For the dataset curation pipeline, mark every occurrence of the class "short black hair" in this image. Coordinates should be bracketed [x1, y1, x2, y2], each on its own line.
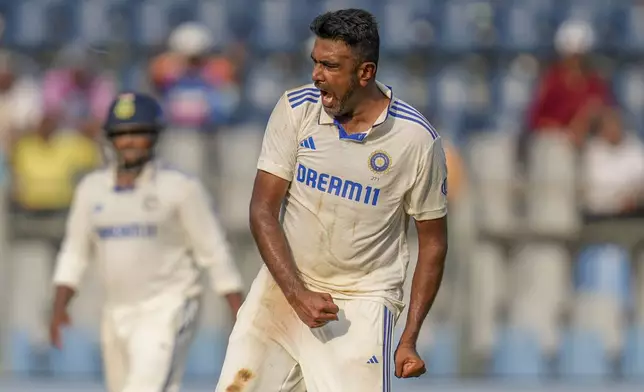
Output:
[310, 8, 380, 66]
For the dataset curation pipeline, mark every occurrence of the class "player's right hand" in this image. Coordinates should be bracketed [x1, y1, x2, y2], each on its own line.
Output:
[49, 310, 71, 349]
[289, 289, 339, 328]
[394, 344, 426, 378]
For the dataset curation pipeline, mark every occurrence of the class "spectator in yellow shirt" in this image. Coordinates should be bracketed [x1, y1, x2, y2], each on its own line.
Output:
[10, 114, 102, 245]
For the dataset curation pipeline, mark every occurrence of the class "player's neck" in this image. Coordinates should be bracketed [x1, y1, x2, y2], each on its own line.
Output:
[338, 83, 389, 132]
[115, 167, 143, 188]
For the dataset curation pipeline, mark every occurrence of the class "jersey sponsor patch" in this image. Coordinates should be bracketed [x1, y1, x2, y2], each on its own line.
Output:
[96, 223, 158, 239]
[296, 163, 381, 206]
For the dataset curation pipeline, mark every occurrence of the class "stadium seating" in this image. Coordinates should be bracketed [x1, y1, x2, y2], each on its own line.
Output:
[492, 326, 546, 379]
[615, 1, 644, 53]
[136, 0, 197, 47]
[416, 324, 460, 377]
[636, 251, 644, 325]
[495, 0, 555, 53]
[75, 0, 124, 47]
[26, 0, 78, 47]
[378, 0, 437, 54]
[525, 132, 580, 238]
[468, 132, 519, 235]
[575, 244, 631, 311]
[49, 328, 102, 379]
[121, 61, 149, 92]
[622, 326, 644, 380]
[4, 330, 50, 376]
[7, 240, 55, 346]
[157, 128, 209, 180]
[242, 53, 310, 121]
[436, 0, 496, 52]
[490, 56, 539, 132]
[508, 243, 569, 356]
[212, 124, 264, 236]
[187, 280, 236, 379]
[468, 241, 506, 357]
[573, 244, 631, 358]
[558, 328, 610, 379]
[429, 63, 471, 138]
[0, 0, 633, 62]
[248, 0, 310, 53]
[613, 66, 644, 136]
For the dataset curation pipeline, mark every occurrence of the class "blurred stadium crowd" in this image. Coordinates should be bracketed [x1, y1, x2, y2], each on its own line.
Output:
[1, 0, 644, 389]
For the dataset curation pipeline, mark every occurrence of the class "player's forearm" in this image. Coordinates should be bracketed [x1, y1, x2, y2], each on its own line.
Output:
[399, 240, 447, 346]
[52, 285, 76, 313]
[249, 206, 305, 301]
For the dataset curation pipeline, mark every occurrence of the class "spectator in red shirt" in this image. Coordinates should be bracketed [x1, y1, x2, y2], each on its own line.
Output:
[527, 20, 614, 146]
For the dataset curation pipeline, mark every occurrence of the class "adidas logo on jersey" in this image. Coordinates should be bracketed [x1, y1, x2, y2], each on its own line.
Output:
[366, 355, 379, 364]
[299, 136, 316, 150]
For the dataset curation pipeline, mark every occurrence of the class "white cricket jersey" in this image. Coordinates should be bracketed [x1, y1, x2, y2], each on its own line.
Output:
[257, 81, 448, 312]
[53, 161, 243, 306]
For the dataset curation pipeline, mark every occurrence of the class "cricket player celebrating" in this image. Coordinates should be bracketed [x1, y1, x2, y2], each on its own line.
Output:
[49, 92, 244, 392]
[216, 8, 448, 392]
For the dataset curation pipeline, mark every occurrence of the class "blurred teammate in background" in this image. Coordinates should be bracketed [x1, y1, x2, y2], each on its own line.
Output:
[216, 9, 448, 392]
[49, 93, 244, 392]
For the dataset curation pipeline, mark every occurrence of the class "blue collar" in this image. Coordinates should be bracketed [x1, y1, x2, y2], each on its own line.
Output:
[318, 81, 394, 143]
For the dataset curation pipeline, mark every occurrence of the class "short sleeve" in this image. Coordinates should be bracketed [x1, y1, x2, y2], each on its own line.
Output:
[404, 137, 448, 221]
[256, 94, 299, 181]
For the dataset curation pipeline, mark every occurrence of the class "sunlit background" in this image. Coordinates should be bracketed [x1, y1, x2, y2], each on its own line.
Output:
[1, 0, 644, 391]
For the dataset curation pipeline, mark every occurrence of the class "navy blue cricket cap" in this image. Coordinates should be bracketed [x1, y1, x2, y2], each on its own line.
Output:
[103, 92, 165, 135]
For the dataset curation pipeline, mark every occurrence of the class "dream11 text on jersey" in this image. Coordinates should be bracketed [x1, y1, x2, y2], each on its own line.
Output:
[296, 163, 381, 206]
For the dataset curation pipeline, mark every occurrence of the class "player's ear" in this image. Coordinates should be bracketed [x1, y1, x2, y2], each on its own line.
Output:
[358, 62, 376, 86]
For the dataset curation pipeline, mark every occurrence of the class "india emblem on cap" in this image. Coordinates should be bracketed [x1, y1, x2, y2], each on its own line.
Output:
[114, 93, 136, 120]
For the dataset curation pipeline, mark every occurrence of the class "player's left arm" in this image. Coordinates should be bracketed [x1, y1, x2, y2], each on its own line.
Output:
[179, 179, 244, 319]
[50, 177, 94, 349]
[396, 137, 449, 378]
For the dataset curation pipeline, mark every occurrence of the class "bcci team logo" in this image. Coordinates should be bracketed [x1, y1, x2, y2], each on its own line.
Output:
[368, 150, 392, 174]
[114, 93, 136, 120]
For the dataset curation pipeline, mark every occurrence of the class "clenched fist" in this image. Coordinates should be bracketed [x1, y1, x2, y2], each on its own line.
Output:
[288, 289, 339, 328]
[394, 343, 426, 378]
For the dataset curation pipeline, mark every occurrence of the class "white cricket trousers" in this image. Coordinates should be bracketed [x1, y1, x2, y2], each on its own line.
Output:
[101, 295, 200, 392]
[215, 268, 397, 392]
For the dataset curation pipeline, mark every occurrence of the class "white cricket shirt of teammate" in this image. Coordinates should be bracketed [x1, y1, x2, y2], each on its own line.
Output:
[53, 162, 243, 306]
[257, 81, 447, 314]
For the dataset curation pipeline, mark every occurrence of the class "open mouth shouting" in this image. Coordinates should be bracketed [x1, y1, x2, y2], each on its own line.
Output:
[317, 86, 335, 108]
